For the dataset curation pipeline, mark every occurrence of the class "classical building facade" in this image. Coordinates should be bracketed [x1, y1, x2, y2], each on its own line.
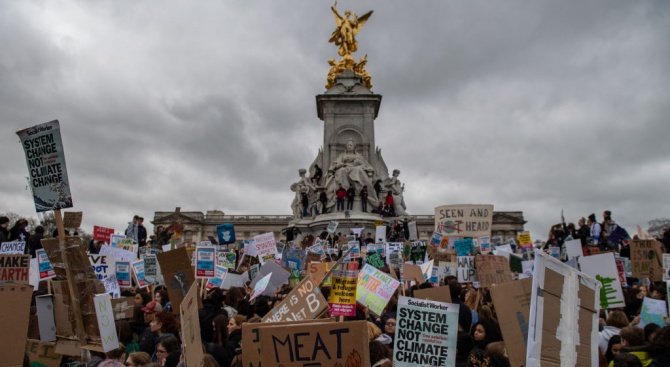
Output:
[151, 210, 526, 245]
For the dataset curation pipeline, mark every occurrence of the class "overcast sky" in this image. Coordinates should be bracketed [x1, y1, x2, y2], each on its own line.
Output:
[2, 1, 669, 240]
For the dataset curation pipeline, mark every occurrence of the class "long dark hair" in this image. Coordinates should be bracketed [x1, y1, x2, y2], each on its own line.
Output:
[212, 314, 229, 346]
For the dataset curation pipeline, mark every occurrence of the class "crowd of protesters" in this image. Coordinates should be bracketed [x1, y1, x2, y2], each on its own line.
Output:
[7, 210, 670, 367]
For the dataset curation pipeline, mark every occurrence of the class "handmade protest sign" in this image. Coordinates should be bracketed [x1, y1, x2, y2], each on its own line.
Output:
[526, 250, 600, 367]
[62, 211, 82, 229]
[308, 261, 336, 286]
[110, 234, 125, 248]
[630, 239, 664, 281]
[25, 339, 62, 367]
[435, 204, 494, 238]
[0, 285, 33, 365]
[249, 261, 290, 297]
[393, 296, 459, 367]
[407, 221, 418, 240]
[489, 278, 533, 367]
[262, 275, 328, 323]
[564, 239, 583, 259]
[110, 297, 135, 320]
[639, 297, 668, 328]
[216, 250, 236, 269]
[37, 249, 56, 281]
[206, 265, 228, 290]
[216, 223, 236, 244]
[410, 240, 427, 263]
[327, 220, 339, 234]
[367, 252, 385, 269]
[143, 254, 160, 284]
[250, 273, 272, 301]
[0, 254, 30, 284]
[131, 259, 147, 288]
[242, 319, 335, 367]
[403, 263, 425, 284]
[0, 241, 26, 255]
[88, 255, 112, 280]
[93, 226, 114, 242]
[180, 282, 204, 366]
[457, 256, 477, 283]
[454, 238, 474, 257]
[93, 293, 119, 352]
[346, 241, 360, 260]
[221, 271, 247, 289]
[259, 320, 370, 367]
[357, 264, 400, 315]
[17, 120, 73, 212]
[157, 247, 198, 312]
[412, 286, 452, 304]
[103, 275, 120, 296]
[578, 253, 625, 309]
[195, 246, 216, 278]
[329, 270, 358, 317]
[254, 232, 277, 264]
[376, 225, 387, 243]
[115, 261, 131, 287]
[475, 254, 513, 288]
[99, 244, 135, 263]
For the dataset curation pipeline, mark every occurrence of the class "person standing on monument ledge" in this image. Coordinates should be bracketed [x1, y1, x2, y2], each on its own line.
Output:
[360, 186, 369, 212]
[336, 184, 346, 211]
[347, 185, 356, 210]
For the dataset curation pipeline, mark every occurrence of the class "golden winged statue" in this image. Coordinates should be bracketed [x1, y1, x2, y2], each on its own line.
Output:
[328, 1, 373, 57]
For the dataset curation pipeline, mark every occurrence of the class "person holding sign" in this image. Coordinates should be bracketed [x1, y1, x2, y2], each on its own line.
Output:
[149, 312, 179, 362]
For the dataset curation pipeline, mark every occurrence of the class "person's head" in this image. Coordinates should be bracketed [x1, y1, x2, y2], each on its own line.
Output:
[448, 280, 461, 302]
[612, 352, 643, 367]
[578, 217, 586, 227]
[620, 326, 645, 347]
[212, 314, 229, 345]
[202, 354, 220, 367]
[34, 226, 44, 235]
[604, 211, 612, 221]
[133, 215, 140, 224]
[138, 217, 144, 225]
[368, 340, 389, 366]
[606, 311, 630, 329]
[115, 320, 134, 345]
[588, 214, 596, 224]
[650, 288, 663, 300]
[637, 286, 647, 299]
[648, 326, 670, 357]
[485, 341, 508, 360]
[156, 225, 164, 234]
[478, 305, 497, 324]
[155, 336, 179, 361]
[141, 301, 163, 323]
[125, 352, 151, 367]
[134, 292, 151, 307]
[383, 317, 396, 335]
[606, 335, 622, 362]
[473, 323, 488, 342]
[456, 332, 474, 362]
[644, 323, 661, 342]
[228, 315, 246, 334]
[386, 191, 392, 197]
[0, 217, 9, 228]
[105, 345, 127, 362]
[155, 289, 169, 307]
[150, 312, 179, 335]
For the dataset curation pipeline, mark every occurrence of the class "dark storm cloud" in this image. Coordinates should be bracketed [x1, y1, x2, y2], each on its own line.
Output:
[1, 0, 669, 240]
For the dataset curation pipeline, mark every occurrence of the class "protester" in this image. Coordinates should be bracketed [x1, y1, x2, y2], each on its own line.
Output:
[153, 336, 180, 365]
[0, 216, 10, 244]
[125, 352, 151, 367]
[467, 348, 493, 367]
[138, 301, 162, 355]
[116, 320, 140, 357]
[485, 341, 510, 367]
[380, 317, 395, 346]
[223, 316, 245, 367]
[614, 353, 645, 367]
[599, 311, 631, 354]
[617, 326, 652, 366]
[647, 326, 670, 366]
[155, 289, 172, 313]
[28, 225, 44, 257]
[369, 340, 392, 367]
[607, 336, 623, 364]
[9, 218, 29, 241]
[99, 345, 126, 367]
[471, 320, 502, 350]
[456, 332, 475, 367]
[149, 312, 179, 361]
[206, 314, 231, 367]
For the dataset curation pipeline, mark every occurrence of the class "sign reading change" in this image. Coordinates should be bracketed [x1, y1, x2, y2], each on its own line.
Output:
[16, 120, 73, 212]
[435, 204, 494, 238]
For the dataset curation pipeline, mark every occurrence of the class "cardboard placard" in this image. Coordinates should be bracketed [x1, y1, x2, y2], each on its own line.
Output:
[0, 254, 30, 284]
[241, 319, 335, 367]
[93, 293, 119, 352]
[93, 226, 114, 242]
[457, 256, 478, 283]
[526, 251, 600, 367]
[393, 296, 459, 367]
[578, 253, 625, 309]
[254, 232, 277, 264]
[16, 120, 74, 212]
[490, 278, 533, 367]
[308, 261, 336, 286]
[403, 263, 425, 283]
[262, 275, 328, 323]
[216, 250, 236, 269]
[180, 282, 204, 366]
[357, 264, 400, 316]
[0, 285, 34, 365]
[435, 204, 494, 238]
[0, 241, 26, 255]
[249, 261, 290, 297]
[110, 297, 135, 320]
[630, 239, 664, 281]
[412, 286, 452, 304]
[475, 254, 513, 288]
[62, 211, 83, 229]
[88, 254, 112, 280]
[26, 339, 63, 367]
[565, 239, 583, 259]
[156, 247, 199, 312]
[259, 320, 370, 367]
[329, 270, 358, 317]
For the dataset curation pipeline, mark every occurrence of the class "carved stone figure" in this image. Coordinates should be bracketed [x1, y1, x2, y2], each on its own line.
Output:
[382, 169, 408, 216]
[290, 169, 316, 219]
[325, 139, 379, 211]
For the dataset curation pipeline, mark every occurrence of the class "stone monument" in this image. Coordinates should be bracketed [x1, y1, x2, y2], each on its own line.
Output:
[288, 3, 407, 236]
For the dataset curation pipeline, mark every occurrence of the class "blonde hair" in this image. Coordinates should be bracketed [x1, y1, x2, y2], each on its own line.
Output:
[486, 341, 507, 359]
[367, 321, 382, 340]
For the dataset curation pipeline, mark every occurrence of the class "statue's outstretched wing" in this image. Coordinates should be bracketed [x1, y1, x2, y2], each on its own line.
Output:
[373, 146, 389, 182]
[329, 3, 344, 44]
[353, 10, 373, 36]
